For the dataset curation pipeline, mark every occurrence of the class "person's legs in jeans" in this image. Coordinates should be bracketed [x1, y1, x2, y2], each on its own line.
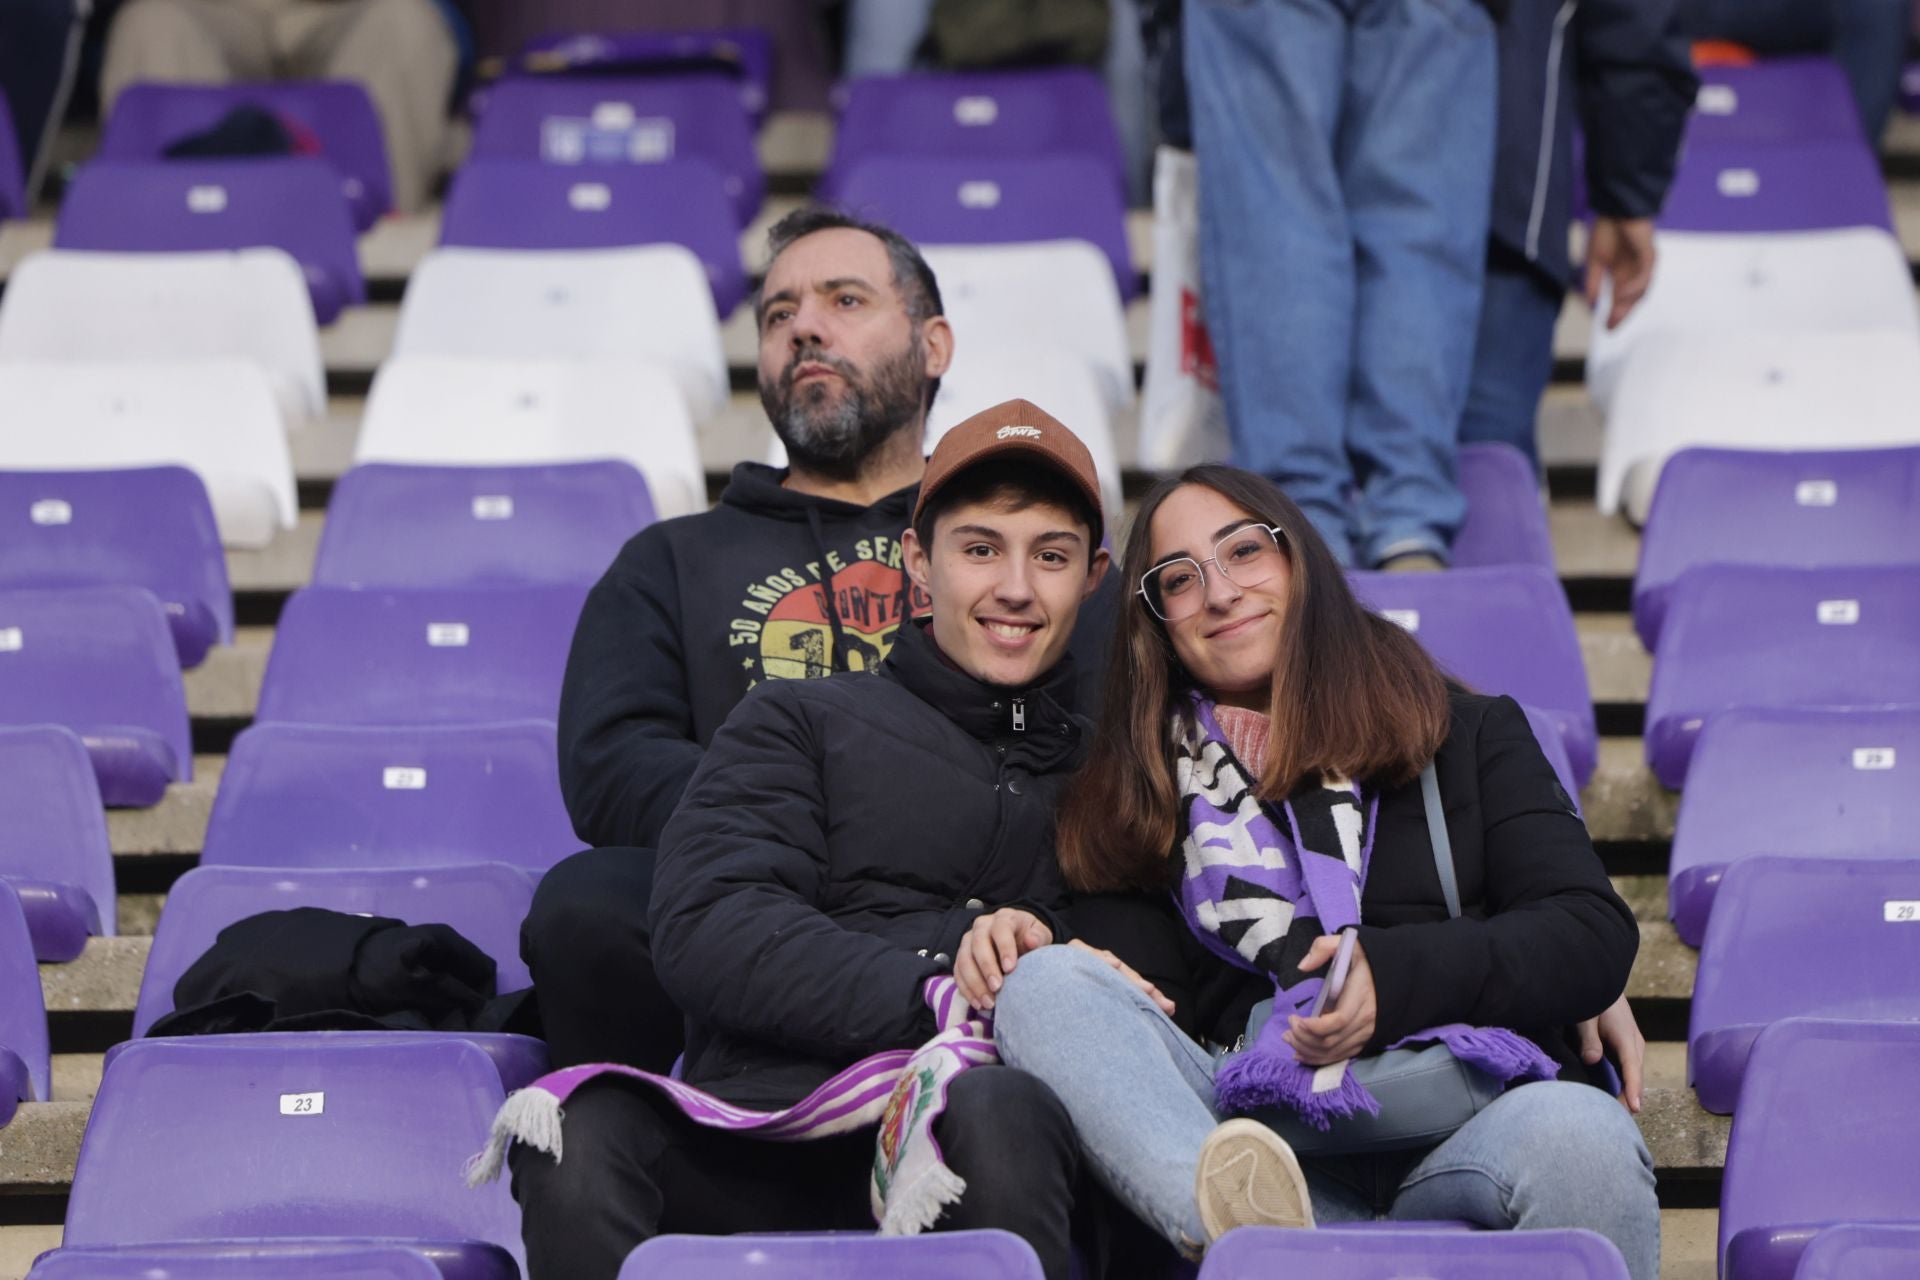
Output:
[1458, 250, 1567, 472]
[520, 846, 685, 1074]
[1387, 1081, 1661, 1280]
[843, 0, 936, 75]
[1185, 0, 1360, 564]
[1340, 0, 1496, 566]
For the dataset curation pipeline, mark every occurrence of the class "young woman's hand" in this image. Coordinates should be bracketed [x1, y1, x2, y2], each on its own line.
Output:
[1067, 939, 1177, 1016]
[1284, 933, 1377, 1066]
[954, 908, 1053, 1012]
[1578, 993, 1646, 1113]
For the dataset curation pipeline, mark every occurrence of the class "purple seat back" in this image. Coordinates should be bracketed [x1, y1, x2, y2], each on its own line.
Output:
[1197, 1226, 1629, 1278]
[511, 27, 775, 120]
[0, 586, 191, 806]
[1690, 857, 1920, 1113]
[822, 69, 1125, 201]
[54, 157, 365, 323]
[1645, 565, 1920, 789]
[438, 156, 746, 314]
[256, 585, 587, 727]
[469, 75, 760, 226]
[621, 1230, 1045, 1278]
[1689, 57, 1865, 145]
[0, 724, 114, 960]
[0, 880, 51, 1111]
[1518, 704, 1582, 814]
[201, 720, 578, 873]
[1669, 706, 1920, 946]
[99, 81, 393, 230]
[1720, 1019, 1920, 1280]
[313, 462, 654, 589]
[0, 466, 233, 666]
[832, 154, 1137, 301]
[1793, 1224, 1920, 1279]
[1452, 442, 1555, 571]
[1659, 136, 1892, 234]
[63, 1036, 523, 1270]
[133, 862, 536, 1035]
[0, 91, 23, 220]
[1346, 566, 1596, 784]
[1634, 446, 1920, 649]
[28, 1244, 444, 1280]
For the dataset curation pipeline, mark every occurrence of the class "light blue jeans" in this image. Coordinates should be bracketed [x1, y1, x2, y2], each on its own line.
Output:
[1184, 0, 1496, 566]
[992, 945, 1659, 1279]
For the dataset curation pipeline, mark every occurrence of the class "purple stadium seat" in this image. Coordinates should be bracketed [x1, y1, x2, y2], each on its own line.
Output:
[821, 68, 1125, 202]
[1198, 1226, 1630, 1279]
[201, 721, 578, 873]
[0, 466, 233, 667]
[1669, 706, 1920, 946]
[0, 92, 23, 220]
[54, 157, 365, 323]
[0, 725, 114, 963]
[1644, 565, 1920, 789]
[1792, 1224, 1920, 1279]
[1689, 57, 1865, 145]
[0, 585, 191, 806]
[1719, 1019, 1920, 1280]
[510, 27, 775, 120]
[1347, 566, 1596, 785]
[832, 154, 1138, 302]
[1659, 137, 1892, 234]
[99, 81, 393, 230]
[469, 75, 760, 226]
[1690, 857, 1920, 1114]
[63, 1036, 524, 1279]
[0, 881, 51, 1127]
[1634, 446, 1920, 650]
[255, 585, 586, 727]
[1519, 704, 1583, 813]
[1452, 442, 1556, 571]
[438, 156, 747, 315]
[621, 1231, 1044, 1279]
[28, 1244, 444, 1280]
[312, 462, 654, 590]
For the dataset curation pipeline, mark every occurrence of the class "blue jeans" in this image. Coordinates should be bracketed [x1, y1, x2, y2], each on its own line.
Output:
[1458, 255, 1566, 472]
[1687, 0, 1909, 142]
[992, 945, 1660, 1279]
[1184, 0, 1496, 567]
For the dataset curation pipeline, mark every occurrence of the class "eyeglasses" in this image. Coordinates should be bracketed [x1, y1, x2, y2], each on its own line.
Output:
[1138, 524, 1287, 623]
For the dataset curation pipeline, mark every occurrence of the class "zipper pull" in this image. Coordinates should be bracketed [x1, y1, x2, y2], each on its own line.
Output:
[1012, 697, 1026, 732]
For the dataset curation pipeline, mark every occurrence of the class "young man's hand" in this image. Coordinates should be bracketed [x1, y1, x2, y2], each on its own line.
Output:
[954, 908, 1052, 1012]
[1285, 933, 1377, 1066]
[1585, 216, 1657, 330]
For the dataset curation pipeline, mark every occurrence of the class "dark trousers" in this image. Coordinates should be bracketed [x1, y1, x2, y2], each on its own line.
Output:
[519, 845, 684, 1073]
[511, 1065, 1084, 1280]
[1458, 252, 1565, 472]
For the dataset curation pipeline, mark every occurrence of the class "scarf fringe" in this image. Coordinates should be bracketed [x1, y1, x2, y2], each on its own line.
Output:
[1434, 1025, 1562, 1085]
[1214, 1049, 1382, 1131]
[464, 1086, 564, 1186]
[877, 1164, 968, 1236]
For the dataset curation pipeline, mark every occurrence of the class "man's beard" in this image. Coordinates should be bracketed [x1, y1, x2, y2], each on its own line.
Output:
[760, 333, 927, 480]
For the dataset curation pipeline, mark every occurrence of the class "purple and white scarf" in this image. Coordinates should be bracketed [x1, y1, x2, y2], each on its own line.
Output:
[465, 976, 996, 1233]
[1176, 695, 1558, 1129]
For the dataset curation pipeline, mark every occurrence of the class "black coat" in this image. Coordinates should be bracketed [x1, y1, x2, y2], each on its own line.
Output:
[650, 619, 1086, 1107]
[1069, 692, 1636, 1087]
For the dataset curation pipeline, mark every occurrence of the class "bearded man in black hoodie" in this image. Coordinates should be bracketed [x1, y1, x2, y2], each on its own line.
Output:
[522, 207, 1115, 1075]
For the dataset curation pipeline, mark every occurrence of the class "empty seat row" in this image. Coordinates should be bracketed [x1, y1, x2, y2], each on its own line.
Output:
[0, 882, 50, 1127]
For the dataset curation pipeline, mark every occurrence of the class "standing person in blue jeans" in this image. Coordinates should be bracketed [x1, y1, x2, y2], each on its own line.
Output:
[1185, 0, 1499, 569]
[1461, 0, 1695, 468]
[962, 465, 1657, 1273]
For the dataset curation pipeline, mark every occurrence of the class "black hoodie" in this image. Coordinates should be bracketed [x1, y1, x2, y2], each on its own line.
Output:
[557, 461, 1115, 850]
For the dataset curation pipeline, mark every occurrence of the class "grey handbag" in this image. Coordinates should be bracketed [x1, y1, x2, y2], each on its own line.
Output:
[1233, 764, 1506, 1156]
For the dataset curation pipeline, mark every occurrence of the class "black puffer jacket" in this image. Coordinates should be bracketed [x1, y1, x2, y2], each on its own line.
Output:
[651, 619, 1086, 1107]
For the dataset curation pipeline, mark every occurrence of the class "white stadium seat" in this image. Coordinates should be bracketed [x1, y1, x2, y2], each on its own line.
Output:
[392, 246, 729, 422]
[0, 359, 297, 547]
[1586, 228, 1919, 412]
[355, 356, 705, 518]
[1600, 329, 1920, 521]
[0, 249, 325, 428]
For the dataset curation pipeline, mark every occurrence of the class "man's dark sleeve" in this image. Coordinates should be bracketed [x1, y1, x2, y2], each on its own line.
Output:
[556, 534, 705, 850]
[649, 687, 942, 1059]
[1576, 0, 1699, 220]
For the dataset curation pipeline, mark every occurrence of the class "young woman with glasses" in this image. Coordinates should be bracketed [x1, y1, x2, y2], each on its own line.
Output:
[968, 465, 1659, 1276]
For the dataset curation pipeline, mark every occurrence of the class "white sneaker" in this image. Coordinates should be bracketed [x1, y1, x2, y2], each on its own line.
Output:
[1194, 1117, 1316, 1243]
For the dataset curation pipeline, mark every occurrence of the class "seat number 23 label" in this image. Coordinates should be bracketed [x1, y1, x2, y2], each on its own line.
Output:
[280, 1092, 325, 1116]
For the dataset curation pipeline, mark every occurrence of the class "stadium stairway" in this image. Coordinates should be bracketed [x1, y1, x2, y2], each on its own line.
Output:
[7, 109, 1920, 1280]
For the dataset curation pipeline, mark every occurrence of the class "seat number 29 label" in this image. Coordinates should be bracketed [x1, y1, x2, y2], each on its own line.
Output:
[1884, 902, 1920, 923]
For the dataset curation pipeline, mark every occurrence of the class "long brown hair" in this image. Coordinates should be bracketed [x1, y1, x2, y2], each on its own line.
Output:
[1055, 466, 1450, 892]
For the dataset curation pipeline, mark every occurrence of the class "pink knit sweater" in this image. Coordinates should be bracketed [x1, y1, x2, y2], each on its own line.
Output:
[1213, 704, 1272, 775]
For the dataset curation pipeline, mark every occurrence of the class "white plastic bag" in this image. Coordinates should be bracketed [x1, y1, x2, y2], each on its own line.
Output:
[1138, 146, 1230, 470]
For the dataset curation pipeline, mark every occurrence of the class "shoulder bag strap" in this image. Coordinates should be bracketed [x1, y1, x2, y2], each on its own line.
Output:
[1419, 763, 1460, 920]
